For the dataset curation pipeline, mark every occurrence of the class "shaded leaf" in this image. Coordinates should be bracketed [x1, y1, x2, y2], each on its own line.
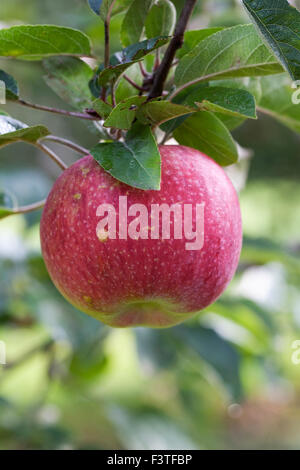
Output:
[87, 0, 131, 18]
[0, 25, 92, 60]
[43, 56, 94, 111]
[174, 111, 238, 166]
[115, 63, 144, 101]
[0, 189, 16, 219]
[173, 325, 242, 400]
[175, 24, 283, 89]
[136, 328, 176, 370]
[257, 74, 300, 133]
[145, 0, 176, 39]
[97, 36, 169, 87]
[104, 95, 147, 129]
[242, 0, 300, 81]
[161, 83, 209, 134]
[0, 70, 19, 100]
[121, 0, 153, 47]
[90, 122, 161, 190]
[87, 0, 104, 15]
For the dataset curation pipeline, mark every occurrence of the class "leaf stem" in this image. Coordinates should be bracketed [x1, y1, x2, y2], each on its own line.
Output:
[147, 0, 197, 100]
[123, 74, 145, 91]
[36, 142, 68, 170]
[18, 99, 100, 121]
[41, 135, 88, 155]
[138, 61, 148, 78]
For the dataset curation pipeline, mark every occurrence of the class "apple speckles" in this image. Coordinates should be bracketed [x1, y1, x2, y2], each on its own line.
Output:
[40, 146, 242, 328]
[73, 193, 81, 200]
[81, 167, 90, 176]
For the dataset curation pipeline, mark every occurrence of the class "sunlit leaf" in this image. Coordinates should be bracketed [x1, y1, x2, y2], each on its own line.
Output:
[0, 115, 49, 147]
[104, 95, 147, 129]
[175, 24, 283, 89]
[0, 25, 92, 60]
[137, 100, 195, 126]
[242, 0, 300, 81]
[90, 122, 161, 190]
[177, 28, 223, 59]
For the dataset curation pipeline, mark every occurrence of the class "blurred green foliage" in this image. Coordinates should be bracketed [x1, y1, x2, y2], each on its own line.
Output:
[0, 0, 300, 450]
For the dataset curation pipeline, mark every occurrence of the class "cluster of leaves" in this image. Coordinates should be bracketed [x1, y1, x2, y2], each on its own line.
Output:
[0, 0, 300, 202]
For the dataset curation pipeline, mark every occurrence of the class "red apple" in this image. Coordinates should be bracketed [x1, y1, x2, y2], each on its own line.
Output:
[40, 145, 242, 328]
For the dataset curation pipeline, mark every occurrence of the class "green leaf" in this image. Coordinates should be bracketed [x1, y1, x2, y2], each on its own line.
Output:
[0, 189, 16, 220]
[177, 28, 223, 59]
[0, 115, 50, 147]
[256, 74, 300, 133]
[43, 56, 94, 111]
[0, 70, 19, 100]
[145, 0, 176, 38]
[92, 98, 113, 119]
[175, 24, 284, 89]
[173, 111, 238, 166]
[115, 63, 143, 102]
[87, 0, 131, 18]
[0, 207, 15, 220]
[90, 122, 161, 190]
[88, 0, 102, 15]
[211, 297, 276, 338]
[160, 83, 209, 134]
[0, 25, 92, 60]
[104, 95, 147, 130]
[242, 0, 300, 81]
[192, 86, 257, 119]
[96, 36, 169, 87]
[173, 325, 242, 400]
[121, 0, 153, 47]
[137, 100, 195, 126]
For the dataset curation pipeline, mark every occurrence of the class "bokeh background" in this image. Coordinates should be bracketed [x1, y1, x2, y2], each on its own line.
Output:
[0, 0, 300, 450]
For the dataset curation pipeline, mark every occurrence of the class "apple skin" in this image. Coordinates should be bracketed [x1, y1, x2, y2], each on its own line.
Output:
[40, 145, 242, 328]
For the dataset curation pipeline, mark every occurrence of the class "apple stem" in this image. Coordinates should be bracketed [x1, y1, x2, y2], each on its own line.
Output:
[41, 135, 89, 156]
[147, 0, 197, 100]
[18, 99, 101, 121]
[36, 142, 68, 170]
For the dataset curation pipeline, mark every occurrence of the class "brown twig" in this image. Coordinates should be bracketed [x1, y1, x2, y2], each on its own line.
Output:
[7, 199, 46, 215]
[123, 74, 145, 92]
[147, 0, 197, 100]
[41, 135, 88, 155]
[36, 142, 68, 170]
[138, 61, 148, 78]
[18, 99, 101, 121]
